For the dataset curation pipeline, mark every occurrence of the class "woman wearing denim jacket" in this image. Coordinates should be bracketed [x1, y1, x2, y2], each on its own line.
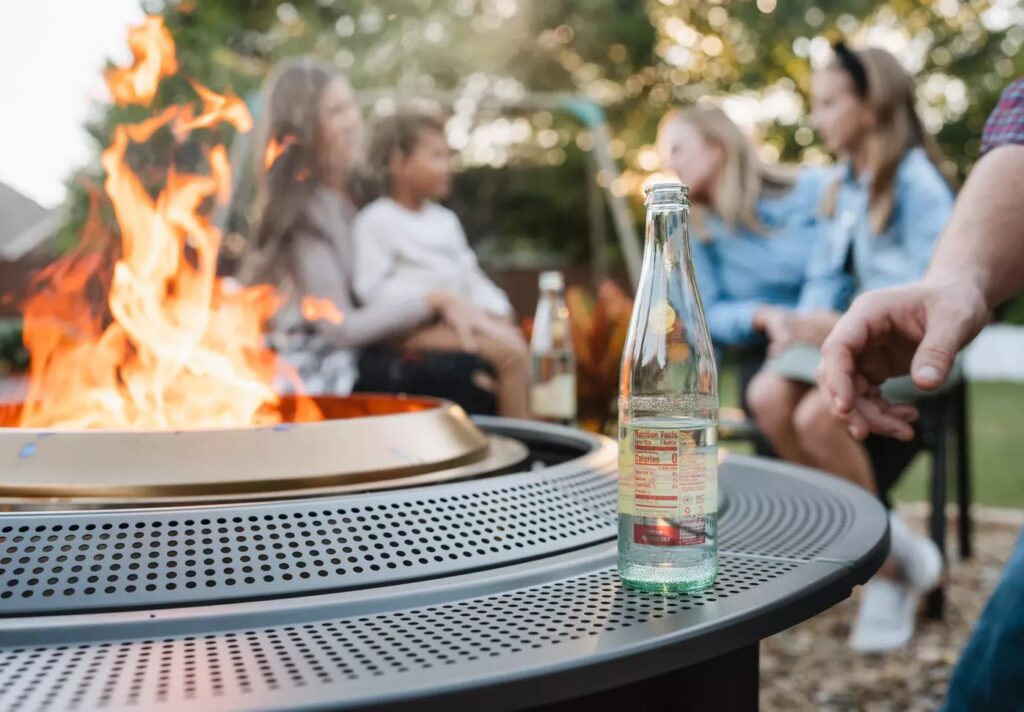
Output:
[657, 107, 829, 349]
[747, 44, 955, 653]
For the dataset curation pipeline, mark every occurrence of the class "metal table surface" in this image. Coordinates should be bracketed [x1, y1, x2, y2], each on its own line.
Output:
[0, 421, 888, 712]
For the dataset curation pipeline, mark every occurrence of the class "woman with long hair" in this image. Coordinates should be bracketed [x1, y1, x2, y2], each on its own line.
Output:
[746, 43, 956, 651]
[239, 57, 489, 395]
[657, 106, 828, 349]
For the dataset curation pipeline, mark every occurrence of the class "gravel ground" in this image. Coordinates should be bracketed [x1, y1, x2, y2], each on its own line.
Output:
[761, 508, 1022, 711]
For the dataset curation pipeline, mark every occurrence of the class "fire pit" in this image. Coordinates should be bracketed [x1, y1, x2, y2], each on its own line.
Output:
[0, 433, 887, 711]
[0, 395, 528, 509]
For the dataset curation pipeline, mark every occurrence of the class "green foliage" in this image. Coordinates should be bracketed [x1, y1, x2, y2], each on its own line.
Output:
[449, 145, 592, 265]
[57, 0, 1024, 276]
[0, 320, 28, 375]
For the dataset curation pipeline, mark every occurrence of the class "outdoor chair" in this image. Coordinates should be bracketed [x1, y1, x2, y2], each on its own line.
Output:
[866, 379, 973, 620]
[717, 344, 776, 457]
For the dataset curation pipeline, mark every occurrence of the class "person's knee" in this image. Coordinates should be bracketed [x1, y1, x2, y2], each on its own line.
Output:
[793, 389, 834, 443]
[746, 372, 792, 430]
[481, 335, 529, 373]
[504, 335, 529, 368]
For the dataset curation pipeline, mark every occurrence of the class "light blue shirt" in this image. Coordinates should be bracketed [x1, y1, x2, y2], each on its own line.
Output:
[798, 147, 954, 312]
[690, 168, 829, 346]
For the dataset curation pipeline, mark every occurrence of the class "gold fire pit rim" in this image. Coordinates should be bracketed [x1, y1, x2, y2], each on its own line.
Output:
[0, 394, 526, 506]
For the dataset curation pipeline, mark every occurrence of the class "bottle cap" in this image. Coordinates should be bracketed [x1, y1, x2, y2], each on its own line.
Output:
[539, 270, 565, 292]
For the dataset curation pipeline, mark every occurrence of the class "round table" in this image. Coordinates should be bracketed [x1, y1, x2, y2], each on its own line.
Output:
[0, 446, 887, 711]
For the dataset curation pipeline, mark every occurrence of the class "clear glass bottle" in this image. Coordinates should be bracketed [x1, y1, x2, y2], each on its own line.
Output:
[529, 270, 577, 426]
[617, 181, 719, 592]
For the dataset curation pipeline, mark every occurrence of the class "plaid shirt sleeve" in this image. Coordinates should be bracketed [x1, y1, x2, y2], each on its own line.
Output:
[981, 78, 1024, 155]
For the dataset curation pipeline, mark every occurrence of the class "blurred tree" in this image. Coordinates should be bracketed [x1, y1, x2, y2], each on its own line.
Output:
[56, 0, 1024, 276]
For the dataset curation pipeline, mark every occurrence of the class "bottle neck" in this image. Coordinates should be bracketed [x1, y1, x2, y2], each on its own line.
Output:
[645, 206, 691, 268]
[644, 185, 690, 249]
[532, 288, 572, 353]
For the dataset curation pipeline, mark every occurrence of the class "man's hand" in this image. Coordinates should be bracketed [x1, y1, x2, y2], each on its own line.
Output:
[817, 277, 989, 441]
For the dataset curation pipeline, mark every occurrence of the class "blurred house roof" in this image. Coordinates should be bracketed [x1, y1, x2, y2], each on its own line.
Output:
[0, 182, 58, 261]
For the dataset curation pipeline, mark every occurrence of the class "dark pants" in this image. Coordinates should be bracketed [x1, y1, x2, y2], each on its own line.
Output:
[735, 344, 775, 457]
[354, 348, 497, 415]
[942, 528, 1024, 711]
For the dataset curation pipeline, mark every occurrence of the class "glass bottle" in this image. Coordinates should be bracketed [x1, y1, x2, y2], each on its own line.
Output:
[529, 270, 577, 426]
[617, 181, 719, 592]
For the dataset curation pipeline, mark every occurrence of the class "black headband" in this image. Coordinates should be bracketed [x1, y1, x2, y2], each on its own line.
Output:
[833, 41, 869, 98]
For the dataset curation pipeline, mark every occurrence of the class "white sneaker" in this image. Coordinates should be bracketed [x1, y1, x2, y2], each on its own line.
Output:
[889, 513, 944, 592]
[849, 578, 918, 652]
[848, 513, 945, 653]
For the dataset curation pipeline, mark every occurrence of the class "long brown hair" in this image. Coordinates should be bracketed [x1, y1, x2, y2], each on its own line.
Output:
[820, 44, 946, 234]
[659, 106, 796, 235]
[240, 56, 344, 284]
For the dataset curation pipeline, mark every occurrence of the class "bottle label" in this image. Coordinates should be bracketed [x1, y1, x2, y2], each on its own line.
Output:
[551, 319, 569, 345]
[529, 373, 576, 419]
[619, 425, 717, 546]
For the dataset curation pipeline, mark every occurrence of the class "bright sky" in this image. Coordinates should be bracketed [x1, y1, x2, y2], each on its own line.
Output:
[0, 0, 145, 208]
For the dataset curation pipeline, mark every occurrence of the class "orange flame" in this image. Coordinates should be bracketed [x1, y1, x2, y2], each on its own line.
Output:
[208, 144, 233, 205]
[263, 135, 296, 170]
[124, 104, 180, 143]
[104, 16, 177, 106]
[174, 80, 254, 135]
[10, 16, 322, 430]
[301, 297, 345, 325]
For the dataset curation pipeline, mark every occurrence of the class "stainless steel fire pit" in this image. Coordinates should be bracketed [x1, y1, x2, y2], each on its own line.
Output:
[0, 417, 887, 712]
[0, 395, 527, 509]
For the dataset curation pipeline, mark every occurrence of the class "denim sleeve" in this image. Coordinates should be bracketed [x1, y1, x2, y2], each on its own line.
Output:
[796, 227, 852, 312]
[690, 237, 758, 346]
[896, 162, 954, 276]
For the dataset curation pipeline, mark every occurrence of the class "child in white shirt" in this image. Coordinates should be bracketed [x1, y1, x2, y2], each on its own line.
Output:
[353, 109, 528, 417]
[353, 197, 512, 317]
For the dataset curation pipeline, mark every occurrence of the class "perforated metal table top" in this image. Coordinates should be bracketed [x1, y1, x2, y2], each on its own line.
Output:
[0, 419, 888, 712]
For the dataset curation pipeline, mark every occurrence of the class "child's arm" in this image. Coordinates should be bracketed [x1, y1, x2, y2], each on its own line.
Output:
[292, 228, 434, 348]
[351, 208, 399, 305]
[449, 213, 514, 317]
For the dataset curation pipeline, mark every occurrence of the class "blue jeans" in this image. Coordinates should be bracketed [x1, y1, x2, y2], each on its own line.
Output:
[943, 527, 1024, 711]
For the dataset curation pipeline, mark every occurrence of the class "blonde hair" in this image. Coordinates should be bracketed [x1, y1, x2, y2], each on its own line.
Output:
[351, 107, 446, 206]
[658, 107, 795, 235]
[240, 56, 344, 284]
[819, 45, 946, 234]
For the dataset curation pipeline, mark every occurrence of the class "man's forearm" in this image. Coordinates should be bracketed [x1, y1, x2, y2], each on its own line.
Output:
[926, 144, 1024, 310]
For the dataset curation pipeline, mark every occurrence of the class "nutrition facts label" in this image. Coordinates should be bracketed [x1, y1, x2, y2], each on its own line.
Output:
[619, 425, 717, 546]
